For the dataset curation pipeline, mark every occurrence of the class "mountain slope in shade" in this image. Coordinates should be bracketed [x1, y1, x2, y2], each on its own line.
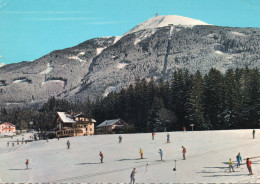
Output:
[125, 15, 210, 35]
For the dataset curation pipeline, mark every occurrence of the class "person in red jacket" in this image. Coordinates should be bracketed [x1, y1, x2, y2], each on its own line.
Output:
[25, 159, 29, 170]
[246, 158, 253, 175]
[182, 146, 186, 160]
[152, 132, 155, 140]
[99, 151, 104, 163]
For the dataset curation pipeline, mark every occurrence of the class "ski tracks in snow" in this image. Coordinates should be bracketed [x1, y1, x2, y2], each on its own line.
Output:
[46, 141, 259, 183]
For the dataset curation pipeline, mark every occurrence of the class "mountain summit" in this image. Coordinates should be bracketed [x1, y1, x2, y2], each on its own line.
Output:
[126, 15, 210, 35]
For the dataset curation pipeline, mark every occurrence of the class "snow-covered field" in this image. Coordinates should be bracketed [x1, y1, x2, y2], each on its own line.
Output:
[0, 129, 259, 183]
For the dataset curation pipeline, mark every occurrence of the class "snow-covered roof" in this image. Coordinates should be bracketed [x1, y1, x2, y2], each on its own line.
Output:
[96, 119, 120, 128]
[0, 122, 15, 127]
[57, 112, 76, 123]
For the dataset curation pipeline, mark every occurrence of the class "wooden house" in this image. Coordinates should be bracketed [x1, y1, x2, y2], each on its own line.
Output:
[53, 112, 96, 138]
[96, 119, 128, 134]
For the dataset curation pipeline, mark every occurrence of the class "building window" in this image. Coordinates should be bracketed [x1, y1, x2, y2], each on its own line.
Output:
[90, 128, 92, 131]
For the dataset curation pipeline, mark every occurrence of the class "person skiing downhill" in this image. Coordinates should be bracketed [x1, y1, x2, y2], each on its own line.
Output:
[152, 132, 155, 140]
[25, 159, 29, 170]
[182, 146, 186, 160]
[119, 135, 122, 143]
[246, 158, 253, 175]
[139, 148, 143, 159]
[252, 129, 255, 139]
[236, 152, 242, 168]
[99, 151, 104, 163]
[158, 149, 163, 161]
[228, 158, 235, 172]
[130, 168, 136, 184]
[67, 140, 70, 149]
[167, 133, 170, 143]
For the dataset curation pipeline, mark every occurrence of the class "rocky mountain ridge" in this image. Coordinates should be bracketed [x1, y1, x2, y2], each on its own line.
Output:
[0, 15, 259, 109]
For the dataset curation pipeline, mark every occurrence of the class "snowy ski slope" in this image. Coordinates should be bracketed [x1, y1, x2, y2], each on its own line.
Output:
[0, 129, 259, 183]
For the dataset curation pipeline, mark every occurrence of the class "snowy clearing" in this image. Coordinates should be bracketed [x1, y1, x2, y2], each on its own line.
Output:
[40, 63, 53, 74]
[117, 63, 128, 69]
[41, 80, 64, 86]
[102, 86, 117, 97]
[96, 48, 104, 55]
[0, 129, 259, 183]
[232, 32, 246, 36]
[12, 79, 30, 84]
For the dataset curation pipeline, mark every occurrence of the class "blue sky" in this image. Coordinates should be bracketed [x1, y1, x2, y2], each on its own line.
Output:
[0, 0, 259, 64]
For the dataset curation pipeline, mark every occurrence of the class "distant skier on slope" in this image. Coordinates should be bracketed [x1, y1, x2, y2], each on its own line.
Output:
[182, 146, 186, 160]
[139, 148, 143, 159]
[67, 140, 70, 149]
[167, 133, 170, 143]
[130, 168, 136, 184]
[246, 158, 253, 175]
[252, 129, 255, 139]
[183, 126, 186, 132]
[236, 152, 242, 168]
[152, 132, 155, 140]
[25, 159, 29, 170]
[99, 151, 104, 163]
[119, 135, 122, 143]
[158, 149, 163, 161]
[228, 158, 235, 172]
[7, 142, 9, 147]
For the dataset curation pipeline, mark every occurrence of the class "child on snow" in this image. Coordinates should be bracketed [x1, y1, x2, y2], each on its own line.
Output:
[228, 158, 235, 172]
[139, 148, 143, 159]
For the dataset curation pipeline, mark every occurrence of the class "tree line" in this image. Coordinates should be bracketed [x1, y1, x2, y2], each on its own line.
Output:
[0, 67, 259, 132]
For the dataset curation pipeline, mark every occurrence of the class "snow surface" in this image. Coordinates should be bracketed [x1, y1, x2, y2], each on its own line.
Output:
[57, 112, 75, 123]
[126, 15, 210, 35]
[232, 32, 246, 36]
[41, 80, 64, 86]
[0, 63, 5, 68]
[102, 86, 117, 97]
[0, 129, 259, 183]
[40, 63, 53, 74]
[96, 48, 104, 55]
[117, 63, 128, 69]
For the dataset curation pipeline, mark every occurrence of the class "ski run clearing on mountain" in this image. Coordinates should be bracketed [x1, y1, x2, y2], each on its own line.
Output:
[0, 129, 259, 183]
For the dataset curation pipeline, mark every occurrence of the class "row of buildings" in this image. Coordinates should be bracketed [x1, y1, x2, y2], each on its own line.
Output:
[0, 112, 129, 137]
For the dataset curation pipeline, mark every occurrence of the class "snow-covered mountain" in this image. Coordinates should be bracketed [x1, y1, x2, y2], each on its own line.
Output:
[0, 63, 5, 68]
[0, 130, 259, 183]
[125, 15, 210, 35]
[0, 15, 259, 108]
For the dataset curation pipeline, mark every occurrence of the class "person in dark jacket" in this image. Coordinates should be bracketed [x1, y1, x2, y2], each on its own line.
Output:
[182, 146, 186, 160]
[130, 168, 136, 184]
[67, 140, 70, 149]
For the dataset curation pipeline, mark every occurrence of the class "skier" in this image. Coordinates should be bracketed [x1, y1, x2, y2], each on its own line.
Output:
[99, 151, 104, 163]
[12, 143, 14, 147]
[236, 152, 242, 168]
[158, 149, 163, 161]
[252, 129, 255, 139]
[119, 135, 122, 143]
[139, 148, 143, 159]
[228, 158, 235, 172]
[7, 142, 9, 147]
[130, 168, 136, 184]
[152, 132, 155, 140]
[17, 139, 19, 145]
[67, 140, 70, 149]
[246, 158, 253, 175]
[182, 146, 186, 160]
[183, 126, 186, 132]
[167, 133, 170, 143]
[25, 159, 29, 170]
